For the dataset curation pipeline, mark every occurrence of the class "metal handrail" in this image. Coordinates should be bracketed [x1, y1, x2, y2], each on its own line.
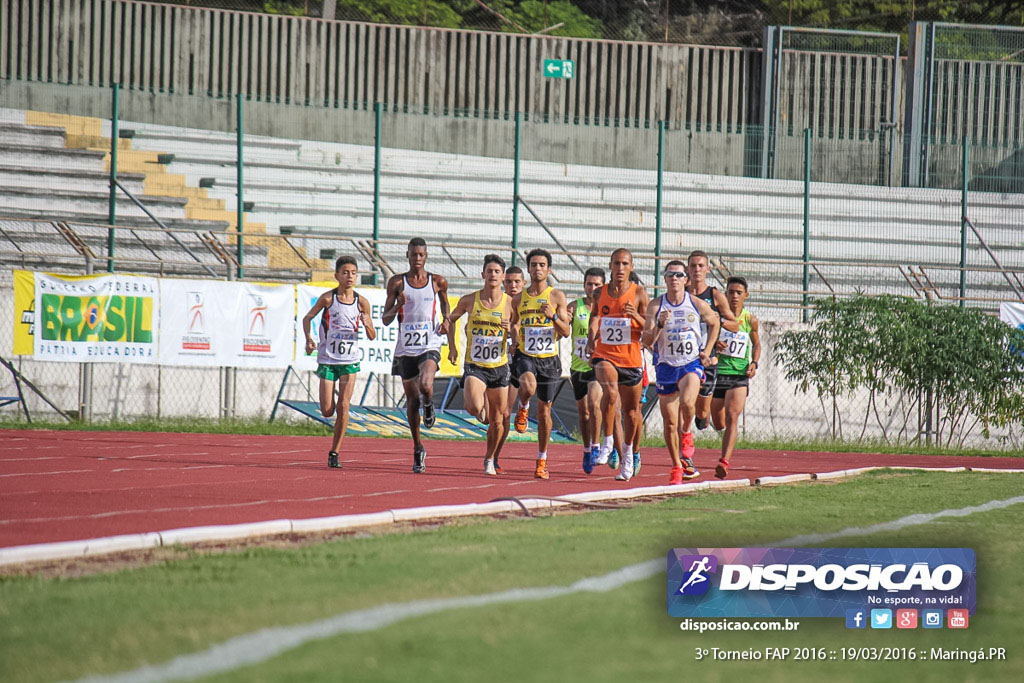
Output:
[963, 216, 1024, 298]
[113, 178, 219, 278]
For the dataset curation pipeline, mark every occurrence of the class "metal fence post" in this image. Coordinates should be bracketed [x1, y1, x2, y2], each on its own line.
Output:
[655, 120, 665, 296]
[236, 93, 245, 279]
[960, 135, 968, 307]
[107, 83, 119, 273]
[802, 127, 811, 323]
[373, 102, 382, 285]
[512, 112, 522, 267]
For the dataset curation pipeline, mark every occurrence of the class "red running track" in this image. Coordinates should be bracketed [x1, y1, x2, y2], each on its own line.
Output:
[1, 429, 1021, 548]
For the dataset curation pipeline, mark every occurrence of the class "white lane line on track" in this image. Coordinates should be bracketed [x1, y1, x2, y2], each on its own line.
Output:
[1, 456, 66, 462]
[0, 469, 94, 478]
[426, 484, 504, 492]
[72, 493, 1024, 683]
[0, 493, 367, 526]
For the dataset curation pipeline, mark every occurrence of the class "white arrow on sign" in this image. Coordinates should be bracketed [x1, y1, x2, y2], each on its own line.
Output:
[546, 63, 558, 74]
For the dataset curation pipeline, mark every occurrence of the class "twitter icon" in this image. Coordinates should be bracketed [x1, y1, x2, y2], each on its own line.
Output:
[870, 609, 893, 629]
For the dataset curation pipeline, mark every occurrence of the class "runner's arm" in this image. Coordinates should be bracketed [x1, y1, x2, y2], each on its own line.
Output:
[551, 290, 571, 338]
[585, 287, 603, 355]
[715, 289, 740, 333]
[381, 276, 403, 326]
[747, 315, 761, 378]
[693, 296, 720, 360]
[445, 294, 472, 361]
[640, 297, 662, 348]
[435, 275, 452, 335]
[359, 295, 377, 341]
[302, 291, 330, 355]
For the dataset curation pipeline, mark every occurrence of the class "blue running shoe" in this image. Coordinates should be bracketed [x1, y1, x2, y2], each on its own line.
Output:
[582, 448, 593, 474]
[633, 450, 641, 476]
[608, 448, 619, 470]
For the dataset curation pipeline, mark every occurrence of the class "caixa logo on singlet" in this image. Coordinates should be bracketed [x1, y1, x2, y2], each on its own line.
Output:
[667, 548, 975, 619]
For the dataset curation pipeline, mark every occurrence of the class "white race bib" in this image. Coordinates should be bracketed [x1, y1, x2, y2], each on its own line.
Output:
[573, 336, 589, 360]
[662, 328, 700, 363]
[720, 330, 750, 359]
[469, 335, 503, 364]
[599, 317, 630, 345]
[325, 329, 359, 363]
[400, 321, 432, 352]
[523, 326, 556, 356]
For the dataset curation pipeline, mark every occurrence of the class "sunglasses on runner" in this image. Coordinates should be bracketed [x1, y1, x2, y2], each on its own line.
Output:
[663, 271, 687, 279]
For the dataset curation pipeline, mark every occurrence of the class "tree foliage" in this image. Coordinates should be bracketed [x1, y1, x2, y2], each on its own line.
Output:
[775, 295, 1024, 447]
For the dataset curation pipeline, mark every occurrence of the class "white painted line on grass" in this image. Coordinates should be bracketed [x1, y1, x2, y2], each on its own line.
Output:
[71, 491, 1024, 683]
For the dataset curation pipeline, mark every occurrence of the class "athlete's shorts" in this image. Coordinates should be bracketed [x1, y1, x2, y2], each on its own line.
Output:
[698, 362, 719, 398]
[712, 372, 749, 399]
[655, 359, 705, 395]
[391, 350, 441, 381]
[316, 363, 360, 381]
[510, 350, 562, 403]
[569, 368, 597, 401]
[462, 362, 511, 390]
[590, 357, 643, 387]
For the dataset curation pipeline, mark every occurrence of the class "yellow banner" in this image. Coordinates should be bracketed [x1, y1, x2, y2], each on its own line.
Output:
[12, 270, 34, 355]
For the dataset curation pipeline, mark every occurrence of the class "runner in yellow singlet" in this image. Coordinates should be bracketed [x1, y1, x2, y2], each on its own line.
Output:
[446, 255, 513, 476]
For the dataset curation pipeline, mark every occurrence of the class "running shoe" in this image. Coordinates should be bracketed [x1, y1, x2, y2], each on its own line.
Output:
[669, 466, 684, 485]
[681, 431, 696, 461]
[608, 448, 619, 470]
[614, 451, 634, 481]
[682, 456, 700, 480]
[715, 458, 730, 479]
[694, 417, 709, 430]
[592, 445, 609, 466]
[514, 404, 529, 433]
[422, 402, 436, 429]
[494, 460, 505, 475]
[328, 451, 341, 469]
[534, 459, 549, 480]
[582, 448, 593, 475]
[484, 459, 497, 476]
[632, 450, 641, 477]
[413, 445, 426, 473]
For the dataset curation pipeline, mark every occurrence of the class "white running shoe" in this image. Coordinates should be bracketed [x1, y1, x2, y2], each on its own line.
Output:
[593, 445, 611, 466]
[484, 459, 497, 476]
[614, 451, 634, 481]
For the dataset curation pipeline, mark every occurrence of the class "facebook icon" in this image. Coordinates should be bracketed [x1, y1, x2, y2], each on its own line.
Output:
[846, 609, 867, 629]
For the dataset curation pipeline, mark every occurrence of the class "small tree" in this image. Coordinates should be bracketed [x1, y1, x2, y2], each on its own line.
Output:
[776, 295, 1024, 447]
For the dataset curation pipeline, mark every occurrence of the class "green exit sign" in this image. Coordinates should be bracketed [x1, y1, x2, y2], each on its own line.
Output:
[543, 59, 574, 79]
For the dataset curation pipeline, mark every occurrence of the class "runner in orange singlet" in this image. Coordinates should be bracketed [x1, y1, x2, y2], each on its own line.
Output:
[586, 248, 649, 482]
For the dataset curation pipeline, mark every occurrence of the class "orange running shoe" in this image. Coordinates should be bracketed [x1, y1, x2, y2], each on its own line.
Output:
[514, 403, 529, 433]
[494, 461, 506, 475]
[669, 466, 684, 485]
[534, 459, 549, 479]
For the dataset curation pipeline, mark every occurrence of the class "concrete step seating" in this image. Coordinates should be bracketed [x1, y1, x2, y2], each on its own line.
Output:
[4, 109, 1020, 307]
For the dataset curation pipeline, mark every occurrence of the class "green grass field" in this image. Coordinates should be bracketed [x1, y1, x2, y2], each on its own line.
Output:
[2, 470, 1023, 682]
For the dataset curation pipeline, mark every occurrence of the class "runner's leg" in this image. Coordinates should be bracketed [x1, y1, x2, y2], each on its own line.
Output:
[330, 373, 357, 454]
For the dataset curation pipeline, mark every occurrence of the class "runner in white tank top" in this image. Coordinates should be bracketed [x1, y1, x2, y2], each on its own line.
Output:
[382, 238, 451, 474]
[641, 260, 719, 486]
[302, 256, 376, 469]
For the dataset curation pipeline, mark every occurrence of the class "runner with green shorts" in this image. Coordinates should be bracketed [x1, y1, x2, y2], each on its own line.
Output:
[303, 256, 377, 469]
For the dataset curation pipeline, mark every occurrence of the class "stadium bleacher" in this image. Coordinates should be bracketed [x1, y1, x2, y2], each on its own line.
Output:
[2, 106, 1021, 310]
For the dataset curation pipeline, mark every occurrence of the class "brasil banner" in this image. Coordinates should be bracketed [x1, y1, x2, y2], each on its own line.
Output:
[32, 271, 159, 363]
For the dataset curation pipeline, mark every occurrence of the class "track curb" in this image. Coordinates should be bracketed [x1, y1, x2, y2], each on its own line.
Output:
[1, 465, 1020, 567]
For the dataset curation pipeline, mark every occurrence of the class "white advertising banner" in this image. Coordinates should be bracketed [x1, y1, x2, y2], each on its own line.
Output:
[1000, 302, 1024, 330]
[158, 279, 234, 366]
[295, 285, 394, 374]
[33, 272, 159, 364]
[230, 282, 295, 368]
